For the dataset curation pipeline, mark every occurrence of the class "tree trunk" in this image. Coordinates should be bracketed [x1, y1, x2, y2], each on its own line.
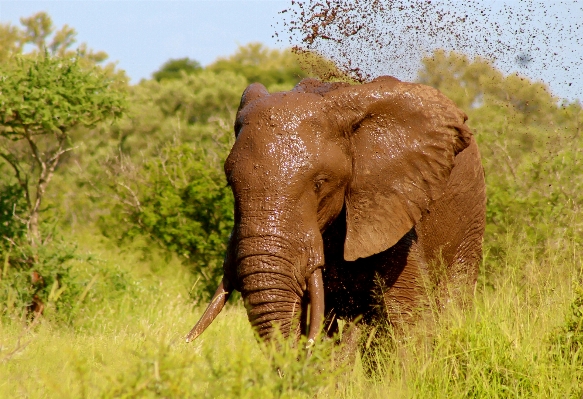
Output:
[24, 131, 69, 246]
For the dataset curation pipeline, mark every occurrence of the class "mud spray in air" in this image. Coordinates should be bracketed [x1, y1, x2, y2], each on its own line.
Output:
[275, 0, 582, 101]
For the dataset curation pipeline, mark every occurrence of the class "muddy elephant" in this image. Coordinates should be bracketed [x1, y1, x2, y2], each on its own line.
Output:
[186, 76, 486, 349]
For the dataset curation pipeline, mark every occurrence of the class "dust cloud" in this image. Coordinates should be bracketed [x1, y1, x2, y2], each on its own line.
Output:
[276, 0, 583, 101]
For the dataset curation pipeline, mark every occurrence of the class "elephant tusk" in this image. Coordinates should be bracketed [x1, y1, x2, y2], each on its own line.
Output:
[185, 278, 232, 343]
[306, 268, 325, 347]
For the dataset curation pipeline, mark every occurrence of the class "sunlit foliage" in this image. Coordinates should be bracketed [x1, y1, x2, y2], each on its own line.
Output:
[0, 12, 126, 319]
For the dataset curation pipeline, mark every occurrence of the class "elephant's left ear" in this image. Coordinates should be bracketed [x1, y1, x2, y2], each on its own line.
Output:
[235, 83, 270, 138]
[325, 77, 472, 261]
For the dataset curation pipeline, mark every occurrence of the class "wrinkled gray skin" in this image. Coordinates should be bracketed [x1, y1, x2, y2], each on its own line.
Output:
[187, 76, 486, 349]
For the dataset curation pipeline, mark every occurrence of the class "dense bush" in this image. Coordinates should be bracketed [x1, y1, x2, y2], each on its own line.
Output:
[102, 143, 234, 300]
[152, 57, 202, 81]
[208, 42, 310, 92]
[100, 332, 342, 398]
[0, 240, 80, 320]
[0, 171, 27, 247]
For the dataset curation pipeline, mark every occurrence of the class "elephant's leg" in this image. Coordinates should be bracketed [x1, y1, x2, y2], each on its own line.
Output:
[417, 138, 486, 311]
[356, 233, 434, 377]
[332, 319, 361, 370]
[374, 232, 433, 329]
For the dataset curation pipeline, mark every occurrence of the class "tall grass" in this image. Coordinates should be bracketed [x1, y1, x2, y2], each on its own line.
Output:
[360, 232, 582, 398]
[0, 227, 581, 398]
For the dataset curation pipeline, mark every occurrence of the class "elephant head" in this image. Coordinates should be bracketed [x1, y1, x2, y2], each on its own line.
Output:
[186, 76, 472, 344]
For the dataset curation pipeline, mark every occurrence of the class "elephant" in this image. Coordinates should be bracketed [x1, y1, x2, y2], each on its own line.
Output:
[185, 76, 486, 352]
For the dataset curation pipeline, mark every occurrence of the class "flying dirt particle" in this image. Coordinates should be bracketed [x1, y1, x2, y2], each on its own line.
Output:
[276, 0, 583, 101]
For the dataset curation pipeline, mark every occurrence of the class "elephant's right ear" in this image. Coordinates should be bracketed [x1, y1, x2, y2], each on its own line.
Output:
[235, 83, 269, 137]
[325, 77, 472, 261]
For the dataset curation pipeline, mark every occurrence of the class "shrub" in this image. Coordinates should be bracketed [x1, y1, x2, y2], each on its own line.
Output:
[100, 331, 342, 399]
[0, 239, 81, 321]
[102, 142, 234, 301]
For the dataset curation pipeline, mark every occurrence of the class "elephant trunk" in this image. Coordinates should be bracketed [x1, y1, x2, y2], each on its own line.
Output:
[238, 253, 305, 340]
[186, 224, 326, 344]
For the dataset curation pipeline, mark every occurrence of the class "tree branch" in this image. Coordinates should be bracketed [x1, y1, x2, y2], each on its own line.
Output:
[31, 135, 68, 216]
[47, 144, 77, 166]
[486, 141, 518, 182]
[117, 182, 142, 212]
[0, 151, 32, 209]
[23, 126, 70, 243]
[23, 126, 46, 176]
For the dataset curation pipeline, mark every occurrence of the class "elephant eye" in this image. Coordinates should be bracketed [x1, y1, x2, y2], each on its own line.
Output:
[314, 178, 326, 193]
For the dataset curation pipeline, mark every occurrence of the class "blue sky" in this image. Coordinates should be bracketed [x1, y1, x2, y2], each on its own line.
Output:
[1, 1, 581, 101]
[0, 1, 289, 82]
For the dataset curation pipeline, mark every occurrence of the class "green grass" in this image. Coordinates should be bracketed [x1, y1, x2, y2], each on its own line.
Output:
[1, 230, 582, 398]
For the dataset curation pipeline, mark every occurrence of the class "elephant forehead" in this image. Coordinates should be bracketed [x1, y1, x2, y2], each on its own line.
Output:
[266, 132, 313, 179]
[230, 117, 327, 182]
[228, 132, 316, 190]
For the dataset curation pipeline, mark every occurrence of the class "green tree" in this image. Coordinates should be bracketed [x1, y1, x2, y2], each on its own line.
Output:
[208, 43, 352, 92]
[0, 12, 128, 318]
[0, 12, 126, 245]
[0, 12, 108, 64]
[0, 23, 22, 62]
[0, 54, 126, 244]
[109, 69, 246, 156]
[152, 57, 202, 81]
[208, 42, 309, 92]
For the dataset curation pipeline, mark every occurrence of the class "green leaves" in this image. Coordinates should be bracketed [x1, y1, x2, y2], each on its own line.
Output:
[208, 42, 310, 92]
[0, 52, 127, 244]
[137, 144, 233, 259]
[0, 54, 126, 136]
[0, 169, 26, 243]
[152, 57, 202, 81]
[103, 143, 234, 300]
